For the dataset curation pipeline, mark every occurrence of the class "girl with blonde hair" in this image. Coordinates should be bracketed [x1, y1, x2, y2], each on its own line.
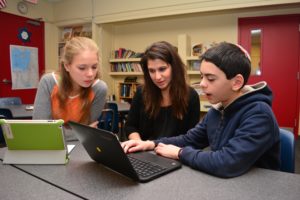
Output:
[33, 37, 107, 127]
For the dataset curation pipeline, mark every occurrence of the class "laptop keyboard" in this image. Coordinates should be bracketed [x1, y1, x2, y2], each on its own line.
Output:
[127, 155, 166, 177]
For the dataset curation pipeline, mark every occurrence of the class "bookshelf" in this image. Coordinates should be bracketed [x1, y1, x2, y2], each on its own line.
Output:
[109, 47, 143, 75]
[108, 36, 202, 75]
[58, 23, 92, 59]
[110, 71, 143, 76]
[100, 22, 213, 111]
[106, 34, 210, 111]
[119, 82, 140, 103]
[186, 56, 200, 75]
[177, 34, 201, 74]
[109, 58, 143, 75]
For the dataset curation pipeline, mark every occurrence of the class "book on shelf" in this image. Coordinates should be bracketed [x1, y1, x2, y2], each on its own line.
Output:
[112, 48, 143, 59]
[190, 60, 200, 71]
[72, 26, 83, 37]
[62, 27, 73, 42]
[124, 49, 134, 58]
[132, 63, 142, 72]
[110, 63, 142, 72]
[80, 25, 92, 38]
[130, 52, 143, 58]
[61, 25, 92, 43]
[192, 43, 203, 56]
[192, 41, 218, 56]
[120, 84, 131, 97]
[120, 82, 140, 98]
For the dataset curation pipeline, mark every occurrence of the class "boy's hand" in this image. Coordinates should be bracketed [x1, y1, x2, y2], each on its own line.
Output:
[154, 143, 181, 160]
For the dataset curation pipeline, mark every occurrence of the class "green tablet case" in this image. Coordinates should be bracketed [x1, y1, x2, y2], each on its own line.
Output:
[0, 119, 68, 164]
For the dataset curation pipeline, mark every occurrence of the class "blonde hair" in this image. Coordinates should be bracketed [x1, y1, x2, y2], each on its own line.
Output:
[58, 37, 100, 124]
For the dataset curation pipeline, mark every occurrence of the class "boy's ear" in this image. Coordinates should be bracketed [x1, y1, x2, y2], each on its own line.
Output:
[232, 74, 244, 91]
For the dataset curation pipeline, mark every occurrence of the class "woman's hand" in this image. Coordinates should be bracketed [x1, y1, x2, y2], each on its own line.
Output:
[154, 143, 181, 160]
[121, 140, 155, 153]
[128, 132, 142, 140]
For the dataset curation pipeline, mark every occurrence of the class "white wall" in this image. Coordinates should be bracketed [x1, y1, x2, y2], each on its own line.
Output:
[52, 0, 300, 23]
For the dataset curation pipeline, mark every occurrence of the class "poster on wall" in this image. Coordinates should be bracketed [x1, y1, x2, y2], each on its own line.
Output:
[9, 45, 39, 90]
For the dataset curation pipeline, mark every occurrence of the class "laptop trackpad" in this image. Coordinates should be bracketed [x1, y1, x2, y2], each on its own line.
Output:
[129, 151, 181, 168]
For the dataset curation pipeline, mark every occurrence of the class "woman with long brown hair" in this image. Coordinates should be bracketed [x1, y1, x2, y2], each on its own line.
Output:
[125, 41, 200, 140]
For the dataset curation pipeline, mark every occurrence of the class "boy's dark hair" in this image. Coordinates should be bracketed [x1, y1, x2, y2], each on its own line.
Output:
[199, 42, 251, 87]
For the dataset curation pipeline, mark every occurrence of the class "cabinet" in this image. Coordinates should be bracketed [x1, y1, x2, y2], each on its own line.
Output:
[58, 24, 92, 59]
[119, 82, 140, 103]
[186, 56, 200, 75]
[109, 47, 143, 75]
[108, 49, 143, 101]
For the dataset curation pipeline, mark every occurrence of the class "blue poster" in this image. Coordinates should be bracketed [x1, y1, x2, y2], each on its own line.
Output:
[10, 45, 39, 90]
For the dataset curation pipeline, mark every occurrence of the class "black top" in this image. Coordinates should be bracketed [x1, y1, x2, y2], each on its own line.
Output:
[124, 87, 200, 140]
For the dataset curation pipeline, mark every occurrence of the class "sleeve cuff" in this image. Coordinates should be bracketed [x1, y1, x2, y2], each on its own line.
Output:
[153, 140, 159, 147]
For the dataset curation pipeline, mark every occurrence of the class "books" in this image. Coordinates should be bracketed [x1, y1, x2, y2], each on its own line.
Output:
[112, 48, 143, 59]
[80, 25, 92, 38]
[119, 83, 140, 98]
[61, 25, 92, 42]
[72, 26, 83, 37]
[62, 27, 73, 42]
[110, 62, 142, 72]
[190, 60, 200, 71]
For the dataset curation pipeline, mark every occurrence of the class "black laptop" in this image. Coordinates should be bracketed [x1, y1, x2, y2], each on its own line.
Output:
[68, 121, 181, 182]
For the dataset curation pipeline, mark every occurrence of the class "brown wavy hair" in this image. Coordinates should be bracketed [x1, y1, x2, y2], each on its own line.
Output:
[58, 37, 100, 124]
[140, 41, 189, 119]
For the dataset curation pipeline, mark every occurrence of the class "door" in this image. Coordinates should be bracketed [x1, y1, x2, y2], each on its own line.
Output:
[0, 11, 45, 104]
[239, 15, 300, 137]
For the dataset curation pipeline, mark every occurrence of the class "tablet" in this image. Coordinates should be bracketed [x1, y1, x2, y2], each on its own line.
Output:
[0, 119, 68, 164]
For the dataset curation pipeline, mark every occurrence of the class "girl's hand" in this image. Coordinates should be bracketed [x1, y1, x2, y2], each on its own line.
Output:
[121, 140, 155, 153]
[89, 121, 99, 128]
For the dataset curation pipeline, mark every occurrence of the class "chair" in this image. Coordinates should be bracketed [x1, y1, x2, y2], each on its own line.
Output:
[106, 102, 119, 134]
[0, 109, 13, 147]
[98, 108, 115, 132]
[0, 97, 22, 106]
[97, 102, 119, 134]
[279, 128, 295, 173]
[0, 109, 13, 119]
